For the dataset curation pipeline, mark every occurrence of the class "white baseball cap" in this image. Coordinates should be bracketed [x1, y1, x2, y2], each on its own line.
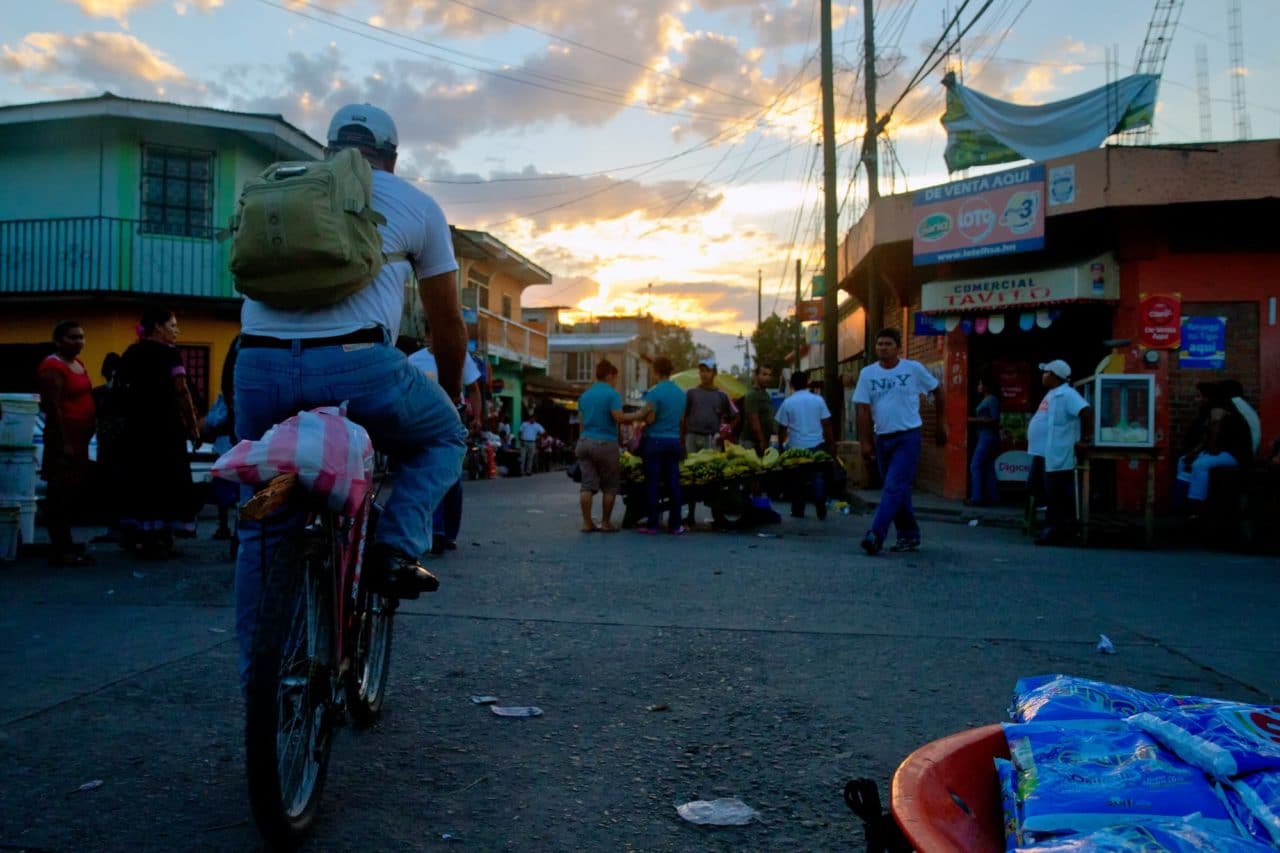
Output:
[698, 357, 717, 370]
[327, 103, 398, 151]
[1039, 359, 1071, 380]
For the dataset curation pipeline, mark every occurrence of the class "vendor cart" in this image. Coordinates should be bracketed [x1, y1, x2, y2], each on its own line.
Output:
[618, 459, 833, 530]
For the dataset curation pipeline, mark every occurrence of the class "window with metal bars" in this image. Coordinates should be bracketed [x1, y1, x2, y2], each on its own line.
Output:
[140, 146, 214, 238]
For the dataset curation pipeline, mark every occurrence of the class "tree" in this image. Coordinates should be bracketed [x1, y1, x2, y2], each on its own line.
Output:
[751, 313, 802, 378]
[649, 321, 712, 372]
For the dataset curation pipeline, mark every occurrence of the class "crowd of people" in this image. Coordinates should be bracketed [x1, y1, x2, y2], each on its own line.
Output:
[23, 99, 1277, 583]
[34, 309, 207, 563]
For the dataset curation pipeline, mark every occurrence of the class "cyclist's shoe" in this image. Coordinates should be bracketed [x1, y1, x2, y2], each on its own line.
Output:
[368, 545, 439, 600]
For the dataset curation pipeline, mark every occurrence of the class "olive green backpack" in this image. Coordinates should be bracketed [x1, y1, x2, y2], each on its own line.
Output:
[228, 148, 407, 308]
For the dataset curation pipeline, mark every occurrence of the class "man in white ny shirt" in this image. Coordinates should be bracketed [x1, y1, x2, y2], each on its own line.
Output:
[519, 413, 546, 475]
[1026, 359, 1090, 546]
[851, 327, 943, 555]
[233, 103, 467, 687]
[775, 369, 834, 520]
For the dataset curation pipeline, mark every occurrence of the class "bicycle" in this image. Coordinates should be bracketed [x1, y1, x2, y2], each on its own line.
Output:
[240, 459, 396, 849]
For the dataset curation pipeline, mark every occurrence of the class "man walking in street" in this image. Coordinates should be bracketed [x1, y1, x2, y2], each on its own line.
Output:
[852, 328, 943, 555]
[741, 363, 776, 454]
[1028, 359, 1090, 546]
[775, 370, 834, 519]
[519, 412, 545, 475]
[682, 357, 732, 526]
[233, 102, 467, 688]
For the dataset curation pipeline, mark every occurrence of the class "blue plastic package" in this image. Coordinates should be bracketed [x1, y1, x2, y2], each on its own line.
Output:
[1131, 704, 1280, 779]
[1010, 675, 1239, 725]
[1010, 675, 1165, 722]
[995, 757, 1022, 852]
[1013, 817, 1274, 852]
[1002, 721, 1236, 840]
[1221, 770, 1280, 847]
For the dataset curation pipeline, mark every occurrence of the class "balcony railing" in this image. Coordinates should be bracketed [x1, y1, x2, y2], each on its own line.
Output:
[474, 307, 548, 369]
[0, 216, 234, 299]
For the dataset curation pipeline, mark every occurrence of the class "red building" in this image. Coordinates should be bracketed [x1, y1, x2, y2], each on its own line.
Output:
[837, 141, 1279, 510]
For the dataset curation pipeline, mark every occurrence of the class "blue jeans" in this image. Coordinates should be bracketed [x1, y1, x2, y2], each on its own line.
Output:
[642, 436, 683, 529]
[233, 340, 466, 688]
[870, 428, 922, 542]
[433, 477, 463, 543]
[968, 431, 1000, 505]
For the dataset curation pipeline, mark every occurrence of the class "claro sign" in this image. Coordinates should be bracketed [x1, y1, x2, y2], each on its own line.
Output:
[912, 164, 1045, 266]
[1138, 293, 1182, 349]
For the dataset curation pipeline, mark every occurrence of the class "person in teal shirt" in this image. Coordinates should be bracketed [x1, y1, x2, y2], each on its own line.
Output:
[637, 356, 687, 534]
[575, 359, 643, 532]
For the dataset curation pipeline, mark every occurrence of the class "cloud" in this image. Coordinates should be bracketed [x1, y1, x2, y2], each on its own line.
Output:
[62, 0, 223, 23]
[0, 31, 213, 100]
[423, 167, 724, 233]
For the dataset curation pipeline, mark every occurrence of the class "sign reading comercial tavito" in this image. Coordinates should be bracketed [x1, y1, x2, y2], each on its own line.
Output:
[912, 164, 1045, 266]
[920, 254, 1120, 313]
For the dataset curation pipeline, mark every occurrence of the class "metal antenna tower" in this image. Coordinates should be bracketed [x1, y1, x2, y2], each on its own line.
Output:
[1195, 42, 1212, 140]
[1227, 0, 1250, 140]
[1122, 0, 1185, 145]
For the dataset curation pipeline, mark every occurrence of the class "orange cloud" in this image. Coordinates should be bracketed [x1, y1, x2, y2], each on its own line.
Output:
[3, 31, 186, 83]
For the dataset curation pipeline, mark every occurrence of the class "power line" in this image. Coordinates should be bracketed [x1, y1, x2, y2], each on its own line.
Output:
[440, 0, 769, 109]
[479, 55, 823, 229]
[255, 0, 748, 124]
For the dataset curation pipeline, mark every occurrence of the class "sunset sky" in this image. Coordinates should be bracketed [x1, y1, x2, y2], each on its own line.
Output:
[6, 0, 1279, 364]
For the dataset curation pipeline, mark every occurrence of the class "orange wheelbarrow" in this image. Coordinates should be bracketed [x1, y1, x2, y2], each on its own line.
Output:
[847, 724, 1009, 852]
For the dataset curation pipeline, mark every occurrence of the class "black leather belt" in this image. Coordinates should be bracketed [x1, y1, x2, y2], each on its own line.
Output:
[240, 327, 384, 350]
[878, 427, 921, 439]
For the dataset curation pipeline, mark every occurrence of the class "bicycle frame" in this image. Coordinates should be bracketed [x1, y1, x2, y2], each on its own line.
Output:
[242, 474, 376, 690]
[326, 491, 374, 682]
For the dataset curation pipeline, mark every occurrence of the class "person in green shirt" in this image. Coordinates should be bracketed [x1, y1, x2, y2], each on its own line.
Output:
[740, 364, 776, 455]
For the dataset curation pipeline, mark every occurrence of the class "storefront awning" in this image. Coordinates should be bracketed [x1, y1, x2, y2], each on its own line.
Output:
[920, 253, 1119, 314]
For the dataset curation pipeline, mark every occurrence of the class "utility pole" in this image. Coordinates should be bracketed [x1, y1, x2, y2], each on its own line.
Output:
[861, 0, 881, 379]
[862, 0, 880, 202]
[757, 268, 762, 332]
[794, 258, 802, 372]
[820, 0, 842, 432]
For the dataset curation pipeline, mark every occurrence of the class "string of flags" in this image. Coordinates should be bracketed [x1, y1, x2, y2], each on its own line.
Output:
[914, 308, 1063, 336]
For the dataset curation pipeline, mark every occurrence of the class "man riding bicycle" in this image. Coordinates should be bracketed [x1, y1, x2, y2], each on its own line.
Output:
[233, 103, 467, 689]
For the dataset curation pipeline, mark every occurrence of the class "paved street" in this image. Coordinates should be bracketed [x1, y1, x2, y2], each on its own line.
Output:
[2, 473, 1276, 851]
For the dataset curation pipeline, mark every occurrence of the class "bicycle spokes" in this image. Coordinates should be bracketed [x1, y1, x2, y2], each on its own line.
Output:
[274, 565, 331, 817]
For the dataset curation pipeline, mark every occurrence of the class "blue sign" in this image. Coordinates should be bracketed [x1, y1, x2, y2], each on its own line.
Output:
[1178, 316, 1226, 369]
[913, 312, 947, 336]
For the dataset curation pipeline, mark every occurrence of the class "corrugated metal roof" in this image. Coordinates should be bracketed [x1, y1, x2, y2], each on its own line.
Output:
[549, 333, 637, 350]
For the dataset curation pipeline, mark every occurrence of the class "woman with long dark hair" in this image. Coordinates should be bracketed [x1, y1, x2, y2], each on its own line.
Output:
[118, 307, 201, 558]
[36, 320, 97, 565]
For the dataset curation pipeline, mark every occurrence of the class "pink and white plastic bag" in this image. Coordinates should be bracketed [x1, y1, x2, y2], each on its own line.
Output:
[212, 404, 374, 516]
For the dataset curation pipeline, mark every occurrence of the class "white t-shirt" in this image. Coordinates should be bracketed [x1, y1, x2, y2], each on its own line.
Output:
[519, 421, 545, 443]
[407, 347, 481, 388]
[241, 169, 458, 339]
[851, 359, 939, 434]
[1027, 384, 1089, 472]
[775, 391, 831, 449]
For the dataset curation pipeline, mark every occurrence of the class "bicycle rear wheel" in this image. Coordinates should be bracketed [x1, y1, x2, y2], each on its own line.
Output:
[346, 586, 396, 727]
[245, 530, 337, 849]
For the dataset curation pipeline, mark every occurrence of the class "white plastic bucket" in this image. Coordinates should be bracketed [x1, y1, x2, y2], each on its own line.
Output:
[0, 446, 38, 498]
[0, 394, 40, 447]
[14, 495, 35, 545]
[0, 505, 19, 561]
